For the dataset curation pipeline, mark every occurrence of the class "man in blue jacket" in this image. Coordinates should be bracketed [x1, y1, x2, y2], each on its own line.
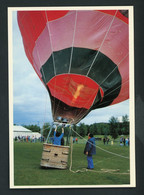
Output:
[84, 133, 96, 169]
[53, 126, 64, 145]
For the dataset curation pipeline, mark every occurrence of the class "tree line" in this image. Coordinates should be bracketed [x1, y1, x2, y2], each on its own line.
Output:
[22, 114, 129, 140]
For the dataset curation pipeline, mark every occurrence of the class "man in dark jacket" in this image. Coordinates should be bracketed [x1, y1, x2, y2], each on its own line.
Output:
[84, 133, 96, 169]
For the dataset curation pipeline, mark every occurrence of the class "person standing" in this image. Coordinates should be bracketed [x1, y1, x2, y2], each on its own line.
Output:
[123, 138, 126, 146]
[84, 133, 96, 169]
[125, 138, 129, 146]
[103, 137, 106, 145]
[106, 137, 109, 144]
[53, 126, 64, 146]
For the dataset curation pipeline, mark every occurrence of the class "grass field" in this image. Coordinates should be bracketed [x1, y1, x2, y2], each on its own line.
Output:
[14, 139, 130, 186]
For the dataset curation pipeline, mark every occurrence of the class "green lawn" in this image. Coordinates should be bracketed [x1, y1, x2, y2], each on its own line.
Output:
[14, 140, 130, 186]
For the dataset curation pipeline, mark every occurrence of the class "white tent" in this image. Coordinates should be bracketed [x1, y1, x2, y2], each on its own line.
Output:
[13, 125, 32, 138]
[13, 125, 42, 139]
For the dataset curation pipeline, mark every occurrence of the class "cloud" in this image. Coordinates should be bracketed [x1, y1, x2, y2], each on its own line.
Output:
[12, 11, 53, 125]
[80, 100, 129, 125]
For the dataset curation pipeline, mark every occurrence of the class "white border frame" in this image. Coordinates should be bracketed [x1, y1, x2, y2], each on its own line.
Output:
[8, 6, 135, 189]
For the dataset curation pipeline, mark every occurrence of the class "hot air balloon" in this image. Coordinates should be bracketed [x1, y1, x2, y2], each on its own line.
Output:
[17, 9, 129, 125]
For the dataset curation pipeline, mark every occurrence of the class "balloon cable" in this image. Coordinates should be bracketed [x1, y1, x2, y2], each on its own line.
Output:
[99, 53, 129, 86]
[44, 11, 57, 118]
[72, 10, 118, 124]
[53, 11, 78, 121]
[97, 79, 129, 108]
[86, 10, 118, 77]
[45, 11, 56, 76]
[68, 10, 78, 73]
[69, 127, 129, 174]
[71, 127, 129, 159]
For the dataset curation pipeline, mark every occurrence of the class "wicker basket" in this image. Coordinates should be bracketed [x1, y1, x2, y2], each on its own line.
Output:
[40, 143, 70, 169]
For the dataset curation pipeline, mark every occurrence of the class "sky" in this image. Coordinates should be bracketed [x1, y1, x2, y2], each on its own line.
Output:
[12, 11, 129, 127]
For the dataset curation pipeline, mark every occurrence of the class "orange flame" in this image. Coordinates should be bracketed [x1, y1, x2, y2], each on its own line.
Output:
[72, 84, 84, 103]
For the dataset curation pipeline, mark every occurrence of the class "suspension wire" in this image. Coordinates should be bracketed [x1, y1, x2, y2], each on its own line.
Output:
[43, 10, 122, 125]
[64, 9, 100, 124]
[69, 126, 129, 174]
[86, 10, 118, 77]
[68, 10, 78, 73]
[69, 125, 83, 173]
[19, 11, 127, 126]
[52, 11, 78, 121]
[66, 125, 72, 145]
[19, 12, 59, 128]
[19, 15, 52, 134]
[69, 135, 76, 173]
[76, 79, 129, 112]
[52, 74, 70, 123]
[19, 16, 41, 77]
[20, 11, 128, 127]
[34, 42, 50, 137]
[71, 10, 119, 124]
[99, 53, 129, 86]
[45, 11, 56, 76]
[96, 80, 129, 108]
[72, 72, 129, 125]
[41, 91, 48, 136]
[44, 11, 58, 120]
[45, 122, 54, 143]
[71, 127, 129, 159]
[103, 79, 129, 98]
[35, 44, 48, 85]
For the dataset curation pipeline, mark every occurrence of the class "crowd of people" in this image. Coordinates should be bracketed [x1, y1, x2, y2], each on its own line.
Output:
[14, 132, 129, 148]
[73, 137, 78, 143]
[14, 135, 45, 143]
[120, 137, 130, 146]
[14, 126, 130, 170]
[103, 137, 110, 145]
[102, 136, 130, 146]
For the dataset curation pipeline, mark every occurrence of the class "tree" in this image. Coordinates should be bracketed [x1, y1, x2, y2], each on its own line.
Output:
[77, 123, 87, 137]
[71, 124, 77, 137]
[96, 123, 109, 135]
[109, 116, 119, 139]
[117, 122, 123, 135]
[122, 115, 129, 135]
[102, 125, 110, 136]
[64, 126, 72, 145]
[86, 124, 91, 134]
[92, 123, 97, 135]
[87, 123, 97, 135]
[23, 124, 41, 132]
[42, 122, 51, 138]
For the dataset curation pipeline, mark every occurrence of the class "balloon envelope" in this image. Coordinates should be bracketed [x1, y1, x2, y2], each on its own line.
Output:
[17, 10, 129, 124]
